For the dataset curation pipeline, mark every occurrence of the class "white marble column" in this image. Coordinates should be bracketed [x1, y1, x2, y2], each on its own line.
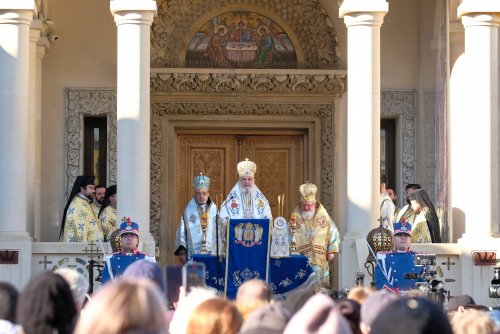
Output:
[34, 34, 48, 241]
[339, 0, 388, 287]
[110, 0, 157, 252]
[451, 0, 500, 240]
[0, 0, 36, 236]
[27, 19, 42, 239]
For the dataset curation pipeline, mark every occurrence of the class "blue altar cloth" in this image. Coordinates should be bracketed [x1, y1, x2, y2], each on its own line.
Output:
[225, 219, 270, 299]
[192, 254, 317, 299]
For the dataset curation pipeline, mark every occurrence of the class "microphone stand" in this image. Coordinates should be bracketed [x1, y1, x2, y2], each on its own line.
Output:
[215, 194, 222, 292]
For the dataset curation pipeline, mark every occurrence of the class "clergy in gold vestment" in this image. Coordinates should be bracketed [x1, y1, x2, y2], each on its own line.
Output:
[98, 185, 118, 240]
[290, 182, 340, 288]
[60, 175, 103, 242]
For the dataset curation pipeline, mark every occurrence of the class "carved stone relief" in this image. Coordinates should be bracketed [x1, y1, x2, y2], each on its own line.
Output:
[66, 89, 117, 197]
[151, 71, 346, 96]
[381, 90, 416, 201]
[151, 0, 341, 69]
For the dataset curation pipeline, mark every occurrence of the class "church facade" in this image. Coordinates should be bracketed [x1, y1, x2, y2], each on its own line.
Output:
[1, 0, 499, 304]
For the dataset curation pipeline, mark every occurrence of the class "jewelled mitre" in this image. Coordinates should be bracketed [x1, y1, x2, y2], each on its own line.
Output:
[193, 172, 210, 190]
[237, 158, 257, 177]
[299, 182, 317, 202]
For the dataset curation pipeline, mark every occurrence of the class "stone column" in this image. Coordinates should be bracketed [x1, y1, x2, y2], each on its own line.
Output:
[0, 0, 35, 288]
[451, 0, 500, 240]
[339, 0, 388, 287]
[110, 0, 157, 252]
[27, 19, 42, 239]
[0, 0, 35, 236]
[34, 33, 48, 241]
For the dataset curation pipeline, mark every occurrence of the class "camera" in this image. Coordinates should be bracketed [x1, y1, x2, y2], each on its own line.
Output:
[48, 33, 59, 42]
[489, 267, 500, 298]
[414, 254, 436, 266]
[405, 253, 447, 306]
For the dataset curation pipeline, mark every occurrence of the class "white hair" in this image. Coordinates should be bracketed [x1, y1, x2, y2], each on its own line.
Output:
[169, 286, 218, 334]
[54, 268, 89, 307]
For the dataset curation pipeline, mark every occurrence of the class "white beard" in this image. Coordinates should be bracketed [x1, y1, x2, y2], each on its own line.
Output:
[302, 210, 315, 220]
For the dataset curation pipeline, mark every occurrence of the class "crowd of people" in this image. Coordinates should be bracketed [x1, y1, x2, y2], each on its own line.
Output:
[2, 266, 500, 334]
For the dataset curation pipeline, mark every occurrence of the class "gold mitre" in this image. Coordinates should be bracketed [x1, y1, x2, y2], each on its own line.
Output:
[193, 172, 210, 190]
[237, 158, 257, 177]
[299, 182, 317, 202]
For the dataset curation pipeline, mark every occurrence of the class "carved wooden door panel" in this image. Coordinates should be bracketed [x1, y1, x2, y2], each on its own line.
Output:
[178, 135, 238, 216]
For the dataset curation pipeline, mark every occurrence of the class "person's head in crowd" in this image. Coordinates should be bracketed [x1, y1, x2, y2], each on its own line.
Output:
[336, 298, 362, 334]
[404, 289, 427, 298]
[299, 182, 318, 220]
[447, 294, 487, 313]
[387, 188, 397, 205]
[282, 286, 316, 316]
[360, 290, 398, 334]
[186, 298, 243, 334]
[407, 188, 441, 242]
[193, 173, 210, 206]
[74, 278, 167, 334]
[239, 301, 291, 334]
[393, 220, 412, 251]
[0, 282, 18, 323]
[347, 286, 374, 304]
[17, 271, 77, 334]
[236, 279, 272, 318]
[54, 267, 89, 311]
[451, 309, 496, 334]
[237, 158, 256, 191]
[98, 185, 117, 218]
[123, 259, 165, 293]
[94, 185, 106, 204]
[488, 309, 500, 330]
[370, 297, 452, 334]
[119, 218, 140, 253]
[283, 293, 352, 334]
[380, 174, 389, 193]
[405, 183, 422, 205]
[169, 286, 218, 334]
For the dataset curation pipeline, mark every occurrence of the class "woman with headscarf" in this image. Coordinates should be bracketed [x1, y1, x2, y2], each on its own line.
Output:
[16, 272, 77, 334]
[98, 185, 117, 241]
[407, 189, 441, 243]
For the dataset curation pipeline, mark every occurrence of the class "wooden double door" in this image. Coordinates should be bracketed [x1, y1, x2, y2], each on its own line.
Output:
[176, 131, 306, 224]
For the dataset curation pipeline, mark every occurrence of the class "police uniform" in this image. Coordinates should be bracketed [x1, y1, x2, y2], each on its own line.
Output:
[101, 220, 155, 285]
[374, 220, 424, 292]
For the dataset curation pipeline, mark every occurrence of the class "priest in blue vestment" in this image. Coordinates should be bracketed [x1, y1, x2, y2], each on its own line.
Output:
[174, 173, 221, 263]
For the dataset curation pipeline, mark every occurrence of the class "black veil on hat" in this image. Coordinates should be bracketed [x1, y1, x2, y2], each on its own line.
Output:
[408, 188, 441, 243]
[59, 175, 95, 240]
[98, 184, 117, 218]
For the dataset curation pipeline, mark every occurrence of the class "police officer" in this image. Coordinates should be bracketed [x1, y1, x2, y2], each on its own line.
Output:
[101, 218, 155, 284]
[374, 219, 424, 292]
